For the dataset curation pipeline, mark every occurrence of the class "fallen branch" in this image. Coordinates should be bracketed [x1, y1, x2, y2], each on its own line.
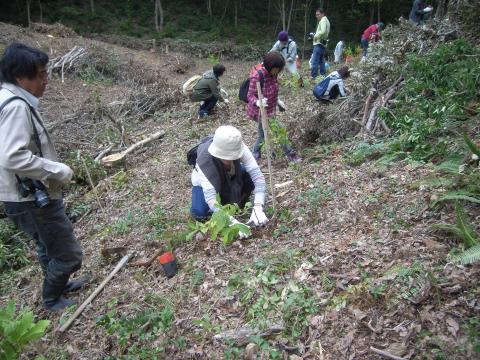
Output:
[214, 324, 284, 346]
[94, 145, 113, 163]
[370, 346, 407, 360]
[101, 130, 165, 166]
[58, 253, 133, 333]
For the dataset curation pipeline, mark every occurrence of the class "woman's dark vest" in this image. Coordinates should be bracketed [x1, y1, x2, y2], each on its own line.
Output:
[196, 140, 243, 205]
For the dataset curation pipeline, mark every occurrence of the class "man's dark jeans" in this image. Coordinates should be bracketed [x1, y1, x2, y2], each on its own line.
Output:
[199, 96, 218, 117]
[3, 199, 83, 306]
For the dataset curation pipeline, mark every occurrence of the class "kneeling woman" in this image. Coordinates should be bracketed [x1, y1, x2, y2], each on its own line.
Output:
[190, 125, 268, 228]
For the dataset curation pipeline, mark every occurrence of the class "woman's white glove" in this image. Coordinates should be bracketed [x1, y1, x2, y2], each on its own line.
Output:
[229, 216, 250, 239]
[220, 88, 228, 98]
[255, 98, 268, 108]
[247, 205, 269, 227]
[277, 99, 287, 112]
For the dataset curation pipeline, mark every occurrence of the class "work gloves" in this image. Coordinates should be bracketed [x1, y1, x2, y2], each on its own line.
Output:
[277, 99, 287, 112]
[248, 205, 269, 227]
[423, 5, 433, 13]
[229, 216, 250, 239]
[255, 98, 268, 108]
[224, 98, 230, 104]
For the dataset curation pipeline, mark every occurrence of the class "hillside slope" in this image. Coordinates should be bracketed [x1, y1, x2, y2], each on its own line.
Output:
[0, 22, 479, 360]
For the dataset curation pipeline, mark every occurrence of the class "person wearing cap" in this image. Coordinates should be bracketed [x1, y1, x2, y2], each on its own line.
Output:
[310, 8, 330, 79]
[246, 52, 302, 163]
[313, 66, 350, 100]
[190, 125, 268, 232]
[409, 0, 434, 25]
[270, 31, 298, 76]
[190, 63, 228, 119]
[360, 22, 385, 58]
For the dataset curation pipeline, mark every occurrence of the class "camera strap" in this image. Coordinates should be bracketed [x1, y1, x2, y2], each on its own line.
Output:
[0, 95, 44, 157]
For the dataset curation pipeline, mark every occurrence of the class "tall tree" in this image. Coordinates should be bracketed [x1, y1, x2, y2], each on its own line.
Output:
[154, 0, 164, 32]
[26, 0, 31, 27]
[38, 0, 43, 23]
[206, 0, 212, 16]
[287, 0, 295, 31]
[90, 0, 95, 15]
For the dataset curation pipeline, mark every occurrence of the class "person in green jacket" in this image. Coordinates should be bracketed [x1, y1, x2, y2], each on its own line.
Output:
[310, 8, 330, 79]
[190, 64, 228, 119]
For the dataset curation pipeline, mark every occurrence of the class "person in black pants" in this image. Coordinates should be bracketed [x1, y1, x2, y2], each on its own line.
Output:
[0, 43, 86, 311]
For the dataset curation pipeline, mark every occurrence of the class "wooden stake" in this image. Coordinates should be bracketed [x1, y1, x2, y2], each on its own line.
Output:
[58, 253, 133, 333]
[256, 81, 276, 213]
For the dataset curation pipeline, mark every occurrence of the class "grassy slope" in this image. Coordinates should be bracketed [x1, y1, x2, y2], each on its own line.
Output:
[0, 22, 479, 360]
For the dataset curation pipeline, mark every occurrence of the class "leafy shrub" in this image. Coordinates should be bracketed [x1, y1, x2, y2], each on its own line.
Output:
[187, 197, 251, 246]
[0, 301, 50, 359]
[0, 219, 29, 272]
[381, 39, 480, 160]
[65, 152, 107, 187]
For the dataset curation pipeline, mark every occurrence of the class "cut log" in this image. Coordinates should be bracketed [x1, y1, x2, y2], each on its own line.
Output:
[129, 249, 163, 267]
[101, 130, 165, 166]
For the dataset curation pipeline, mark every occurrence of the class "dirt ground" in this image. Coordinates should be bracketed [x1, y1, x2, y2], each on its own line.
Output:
[0, 22, 479, 360]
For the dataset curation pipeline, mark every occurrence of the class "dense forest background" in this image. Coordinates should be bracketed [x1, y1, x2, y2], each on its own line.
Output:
[1, 0, 437, 50]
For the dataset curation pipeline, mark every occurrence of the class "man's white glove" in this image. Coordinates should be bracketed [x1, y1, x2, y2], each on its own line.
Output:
[247, 205, 269, 227]
[277, 99, 287, 112]
[423, 6, 433, 13]
[229, 216, 250, 239]
[224, 98, 230, 104]
[255, 98, 268, 108]
[57, 163, 74, 184]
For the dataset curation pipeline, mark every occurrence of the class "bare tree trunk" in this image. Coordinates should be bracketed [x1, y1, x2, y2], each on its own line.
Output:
[38, 0, 43, 22]
[154, 0, 164, 32]
[369, 2, 374, 24]
[287, 0, 295, 32]
[90, 0, 95, 15]
[234, 0, 238, 28]
[377, 0, 381, 22]
[220, 0, 230, 24]
[26, 0, 31, 27]
[281, 0, 286, 30]
[435, 0, 448, 19]
[207, 0, 212, 16]
[268, 0, 271, 24]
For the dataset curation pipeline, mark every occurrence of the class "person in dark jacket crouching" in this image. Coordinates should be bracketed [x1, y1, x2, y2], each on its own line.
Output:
[0, 43, 86, 311]
[189, 64, 229, 119]
[190, 125, 268, 237]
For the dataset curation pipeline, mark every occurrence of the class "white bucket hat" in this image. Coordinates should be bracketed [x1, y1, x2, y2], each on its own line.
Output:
[208, 125, 244, 160]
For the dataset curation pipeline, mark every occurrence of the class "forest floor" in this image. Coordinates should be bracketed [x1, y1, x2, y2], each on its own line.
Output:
[0, 22, 479, 360]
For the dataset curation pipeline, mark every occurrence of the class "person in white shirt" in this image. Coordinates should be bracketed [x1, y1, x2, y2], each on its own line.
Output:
[270, 31, 298, 76]
[334, 40, 344, 64]
[190, 126, 268, 236]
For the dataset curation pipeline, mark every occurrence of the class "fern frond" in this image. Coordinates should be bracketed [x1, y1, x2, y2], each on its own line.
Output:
[419, 177, 457, 188]
[455, 203, 479, 248]
[436, 158, 463, 175]
[433, 191, 480, 205]
[464, 134, 480, 156]
[454, 245, 480, 265]
[431, 224, 465, 239]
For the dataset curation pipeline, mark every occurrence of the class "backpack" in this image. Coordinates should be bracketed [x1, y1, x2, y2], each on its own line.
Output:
[238, 70, 265, 103]
[313, 76, 331, 99]
[186, 135, 214, 167]
[182, 75, 202, 96]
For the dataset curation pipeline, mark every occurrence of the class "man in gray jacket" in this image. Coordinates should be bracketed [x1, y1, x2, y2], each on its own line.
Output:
[270, 31, 298, 77]
[0, 43, 84, 311]
[189, 63, 228, 119]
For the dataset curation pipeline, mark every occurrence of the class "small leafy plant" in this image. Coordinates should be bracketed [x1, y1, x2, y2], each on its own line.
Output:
[0, 301, 50, 359]
[187, 195, 251, 245]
